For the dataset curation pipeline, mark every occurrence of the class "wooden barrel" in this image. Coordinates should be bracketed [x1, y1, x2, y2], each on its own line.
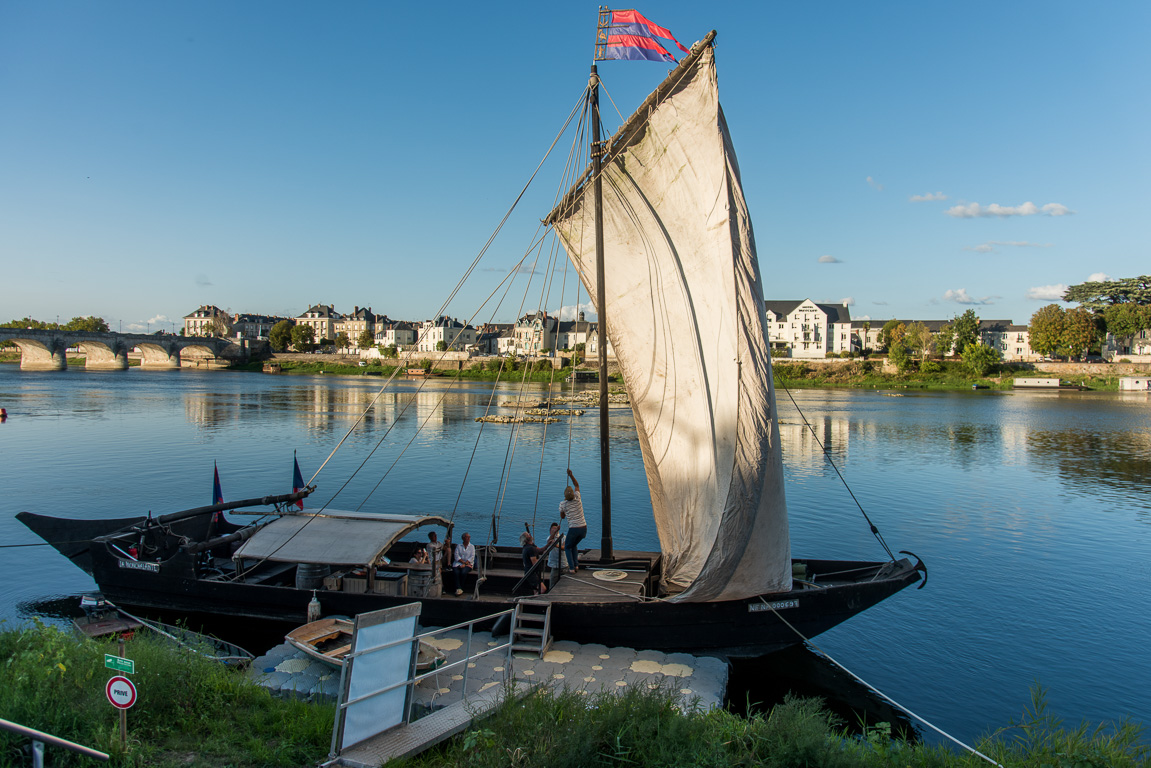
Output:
[295, 563, 330, 590]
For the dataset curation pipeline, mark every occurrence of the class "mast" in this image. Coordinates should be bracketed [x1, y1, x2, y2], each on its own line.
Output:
[590, 64, 613, 563]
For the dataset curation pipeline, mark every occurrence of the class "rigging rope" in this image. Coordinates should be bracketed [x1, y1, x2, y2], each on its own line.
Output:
[230, 89, 590, 578]
[761, 599, 1003, 768]
[775, 382, 896, 561]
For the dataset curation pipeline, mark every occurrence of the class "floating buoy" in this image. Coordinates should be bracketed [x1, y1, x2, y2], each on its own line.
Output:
[0, 407, 7, 421]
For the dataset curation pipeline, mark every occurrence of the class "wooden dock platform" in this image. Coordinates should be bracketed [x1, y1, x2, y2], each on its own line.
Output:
[328, 680, 532, 768]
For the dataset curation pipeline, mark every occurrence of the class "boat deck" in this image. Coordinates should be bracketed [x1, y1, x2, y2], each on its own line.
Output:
[534, 549, 657, 604]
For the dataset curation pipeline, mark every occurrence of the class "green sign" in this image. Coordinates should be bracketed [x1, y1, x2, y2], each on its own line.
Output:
[104, 654, 135, 674]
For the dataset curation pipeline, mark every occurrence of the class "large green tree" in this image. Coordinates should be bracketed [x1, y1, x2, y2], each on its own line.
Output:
[888, 337, 913, 372]
[1102, 302, 1151, 340]
[1063, 275, 1151, 311]
[1062, 306, 1099, 359]
[269, 320, 294, 352]
[878, 319, 903, 350]
[935, 322, 955, 358]
[951, 309, 980, 353]
[335, 331, 351, 350]
[357, 329, 374, 349]
[1028, 304, 1066, 357]
[962, 342, 1001, 376]
[905, 321, 934, 360]
[63, 316, 110, 332]
[291, 324, 316, 352]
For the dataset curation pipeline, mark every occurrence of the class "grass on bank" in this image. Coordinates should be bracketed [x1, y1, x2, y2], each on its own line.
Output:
[2, 622, 1145, 768]
[0, 620, 332, 767]
[402, 683, 1147, 768]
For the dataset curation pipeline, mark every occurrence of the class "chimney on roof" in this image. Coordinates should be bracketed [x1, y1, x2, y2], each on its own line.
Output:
[578, 311, 585, 322]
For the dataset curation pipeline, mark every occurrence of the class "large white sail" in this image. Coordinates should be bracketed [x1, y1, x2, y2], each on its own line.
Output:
[549, 43, 791, 601]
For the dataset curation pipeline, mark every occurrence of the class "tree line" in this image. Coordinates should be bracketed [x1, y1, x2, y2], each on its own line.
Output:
[872, 308, 1001, 376]
[1029, 274, 1151, 359]
[0, 316, 110, 333]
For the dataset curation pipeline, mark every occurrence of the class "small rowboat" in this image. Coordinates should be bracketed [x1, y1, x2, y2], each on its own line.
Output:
[285, 617, 446, 671]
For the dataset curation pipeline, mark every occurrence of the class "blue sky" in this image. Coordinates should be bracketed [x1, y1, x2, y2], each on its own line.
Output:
[3, 1, 1148, 331]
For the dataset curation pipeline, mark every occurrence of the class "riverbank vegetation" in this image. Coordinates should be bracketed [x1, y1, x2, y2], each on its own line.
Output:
[403, 684, 1147, 768]
[0, 621, 332, 767]
[1, 622, 1145, 767]
[772, 360, 1126, 392]
[230, 358, 622, 383]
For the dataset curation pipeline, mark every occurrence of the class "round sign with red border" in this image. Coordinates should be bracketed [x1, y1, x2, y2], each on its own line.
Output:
[106, 675, 137, 709]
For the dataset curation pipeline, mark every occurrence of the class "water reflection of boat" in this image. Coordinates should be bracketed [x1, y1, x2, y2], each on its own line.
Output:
[19, 24, 924, 659]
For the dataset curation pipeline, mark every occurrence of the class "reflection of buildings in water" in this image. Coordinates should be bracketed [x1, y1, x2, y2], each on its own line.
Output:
[778, 416, 849, 469]
[998, 421, 1029, 466]
[183, 392, 239, 430]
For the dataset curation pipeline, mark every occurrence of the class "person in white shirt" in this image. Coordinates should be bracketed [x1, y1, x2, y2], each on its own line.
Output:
[559, 469, 587, 572]
[452, 532, 475, 596]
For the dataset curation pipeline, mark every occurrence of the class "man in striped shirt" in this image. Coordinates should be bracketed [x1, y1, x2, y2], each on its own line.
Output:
[559, 469, 587, 572]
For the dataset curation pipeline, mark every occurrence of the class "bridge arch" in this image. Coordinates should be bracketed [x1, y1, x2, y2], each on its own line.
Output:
[8, 337, 67, 371]
[135, 342, 180, 369]
[76, 339, 129, 370]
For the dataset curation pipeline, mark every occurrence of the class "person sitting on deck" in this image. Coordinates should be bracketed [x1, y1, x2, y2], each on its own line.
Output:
[521, 532, 543, 595]
[452, 532, 475, 596]
[559, 469, 587, 572]
[409, 546, 428, 564]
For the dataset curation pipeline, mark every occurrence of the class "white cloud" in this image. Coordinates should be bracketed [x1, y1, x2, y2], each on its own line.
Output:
[866, 176, 884, 191]
[965, 240, 1054, 253]
[840, 297, 855, 306]
[555, 302, 596, 321]
[1026, 284, 1069, 301]
[1087, 272, 1111, 283]
[943, 288, 998, 305]
[909, 192, 948, 202]
[855, 314, 872, 321]
[945, 201, 1074, 218]
[818, 254, 841, 263]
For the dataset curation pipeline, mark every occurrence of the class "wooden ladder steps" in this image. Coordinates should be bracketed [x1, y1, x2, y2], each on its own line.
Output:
[511, 600, 553, 657]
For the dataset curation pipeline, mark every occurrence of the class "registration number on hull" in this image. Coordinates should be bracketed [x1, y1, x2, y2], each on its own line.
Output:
[118, 560, 160, 573]
[748, 599, 798, 612]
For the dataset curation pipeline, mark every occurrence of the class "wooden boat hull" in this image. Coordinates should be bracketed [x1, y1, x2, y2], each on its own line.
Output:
[20, 511, 921, 658]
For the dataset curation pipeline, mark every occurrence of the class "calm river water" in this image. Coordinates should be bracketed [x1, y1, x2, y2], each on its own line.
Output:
[1, 366, 1148, 743]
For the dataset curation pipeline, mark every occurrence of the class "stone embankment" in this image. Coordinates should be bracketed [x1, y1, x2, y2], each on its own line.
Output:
[476, 415, 560, 424]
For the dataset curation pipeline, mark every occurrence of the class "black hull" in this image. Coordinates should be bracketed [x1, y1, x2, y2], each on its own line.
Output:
[21, 512, 921, 658]
[93, 571, 916, 658]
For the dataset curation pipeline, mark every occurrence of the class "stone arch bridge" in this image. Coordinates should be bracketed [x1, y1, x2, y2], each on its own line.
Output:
[0, 329, 252, 371]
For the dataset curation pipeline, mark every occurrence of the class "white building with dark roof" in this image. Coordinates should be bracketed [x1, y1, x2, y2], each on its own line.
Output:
[376, 320, 417, 350]
[295, 304, 341, 342]
[764, 299, 853, 358]
[416, 316, 476, 352]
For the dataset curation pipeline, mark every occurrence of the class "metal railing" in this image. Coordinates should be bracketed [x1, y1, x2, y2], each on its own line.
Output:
[330, 606, 517, 758]
[0, 718, 109, 766]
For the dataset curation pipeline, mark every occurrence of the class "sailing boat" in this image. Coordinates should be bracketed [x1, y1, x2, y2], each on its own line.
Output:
[18, 25, 924, 658]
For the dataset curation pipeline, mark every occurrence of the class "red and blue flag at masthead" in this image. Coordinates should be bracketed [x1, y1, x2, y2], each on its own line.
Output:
[292, 451, 305, 510]
[595, 8, 689, 63]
